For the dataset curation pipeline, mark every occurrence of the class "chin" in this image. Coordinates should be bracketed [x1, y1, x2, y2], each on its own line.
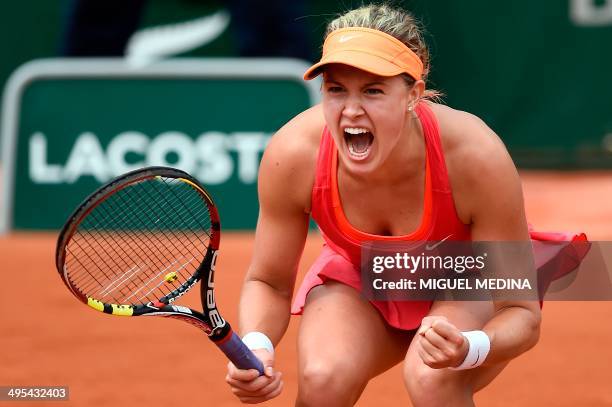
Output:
[339, 153, 378, 176]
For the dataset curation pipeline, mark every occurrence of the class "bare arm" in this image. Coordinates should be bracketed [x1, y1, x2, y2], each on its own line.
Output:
[238, 114, 318, 346]
[225, 109, 320, 404]
[458, 115, 541, 365]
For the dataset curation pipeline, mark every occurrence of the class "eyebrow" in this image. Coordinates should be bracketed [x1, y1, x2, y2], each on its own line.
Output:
[322, 76, 341, 84]
[323, 77, 387, 87]
[363, 81, 386, 87]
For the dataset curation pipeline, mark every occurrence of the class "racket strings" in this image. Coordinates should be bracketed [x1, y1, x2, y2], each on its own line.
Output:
[67, 189, 180, 302]
[71, 194, 179, 275]
[69, 228, 161, 304]
[143, 178, 213, 246]
[70, 222, 193, 302]
[69, 197, 207, 303]
[156, 178, 214, 236]
[64, 176, 214, 305]
[68, 222, 146, 303]
[81, 178, 211, 300]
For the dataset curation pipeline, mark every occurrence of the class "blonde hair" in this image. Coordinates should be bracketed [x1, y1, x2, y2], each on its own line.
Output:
[325, 3, 442, 101]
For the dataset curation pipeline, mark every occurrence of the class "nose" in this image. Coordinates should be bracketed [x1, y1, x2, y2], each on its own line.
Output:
[342, 95, 364, 119]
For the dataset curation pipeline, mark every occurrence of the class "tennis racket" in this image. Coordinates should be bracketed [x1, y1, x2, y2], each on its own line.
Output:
[55, 166, 264, 374]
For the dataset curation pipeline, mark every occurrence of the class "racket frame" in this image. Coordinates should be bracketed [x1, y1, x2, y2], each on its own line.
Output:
[55, 166, 264, 373]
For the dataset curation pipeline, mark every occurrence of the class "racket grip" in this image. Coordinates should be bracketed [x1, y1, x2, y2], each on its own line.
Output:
[216, 331, 265, 375]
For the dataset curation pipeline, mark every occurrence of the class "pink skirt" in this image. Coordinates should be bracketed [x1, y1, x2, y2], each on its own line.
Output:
[291, 244, 432, 330]
[291, 230, 590, 331]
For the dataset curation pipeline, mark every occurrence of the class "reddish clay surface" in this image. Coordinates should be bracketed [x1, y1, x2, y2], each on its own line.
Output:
[1, 171, 611, 406]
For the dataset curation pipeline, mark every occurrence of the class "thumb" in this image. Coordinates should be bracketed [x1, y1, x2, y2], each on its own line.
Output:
[264, 366, 274, 378]
[252, 348, 275, 377]
[417, 316, 437, 335]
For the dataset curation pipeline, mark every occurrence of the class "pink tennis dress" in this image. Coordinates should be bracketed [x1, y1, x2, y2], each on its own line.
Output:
[291, 103, 588, 330]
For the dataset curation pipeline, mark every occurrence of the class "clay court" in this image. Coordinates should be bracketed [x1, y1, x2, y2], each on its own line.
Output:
[1, 171, 612, 406]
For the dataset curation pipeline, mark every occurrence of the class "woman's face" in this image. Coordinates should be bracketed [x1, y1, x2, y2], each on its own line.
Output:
[321, 64, 420, 177]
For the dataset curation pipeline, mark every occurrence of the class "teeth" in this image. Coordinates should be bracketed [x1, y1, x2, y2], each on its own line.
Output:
[344, 127, 369, 134]
[348, 143, 370, 158]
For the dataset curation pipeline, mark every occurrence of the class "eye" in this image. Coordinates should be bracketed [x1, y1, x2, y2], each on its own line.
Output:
[365, 88, 384, 95]
[326, 86, 344, 94]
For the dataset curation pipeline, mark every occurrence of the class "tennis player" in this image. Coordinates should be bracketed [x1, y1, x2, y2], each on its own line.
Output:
[225, 4, 583, 406]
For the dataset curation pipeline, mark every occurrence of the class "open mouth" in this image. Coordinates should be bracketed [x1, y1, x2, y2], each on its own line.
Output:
[344, 127, 374, 160]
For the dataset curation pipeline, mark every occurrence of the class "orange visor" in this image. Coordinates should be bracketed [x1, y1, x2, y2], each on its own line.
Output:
[303, 27, 424, 81]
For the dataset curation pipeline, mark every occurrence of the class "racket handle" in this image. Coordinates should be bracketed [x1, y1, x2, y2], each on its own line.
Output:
[216, 331, 265, 375]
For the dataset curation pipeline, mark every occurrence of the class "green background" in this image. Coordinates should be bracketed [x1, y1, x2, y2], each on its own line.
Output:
[15, 76, 310, 229]
[2, 0, 612, 230]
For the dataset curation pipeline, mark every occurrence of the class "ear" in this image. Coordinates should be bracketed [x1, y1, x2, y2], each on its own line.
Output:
[407, 80, 426, 111]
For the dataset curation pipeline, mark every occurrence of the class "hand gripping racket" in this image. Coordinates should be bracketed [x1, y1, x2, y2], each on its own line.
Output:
[55, 166, 264, 374]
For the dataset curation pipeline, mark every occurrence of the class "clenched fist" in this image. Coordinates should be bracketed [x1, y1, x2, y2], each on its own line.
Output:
[225, 349, 283, 404]
[416, 316, 469, 369]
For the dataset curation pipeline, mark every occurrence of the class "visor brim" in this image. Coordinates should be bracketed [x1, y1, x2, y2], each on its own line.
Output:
[303, 50, 406, 80]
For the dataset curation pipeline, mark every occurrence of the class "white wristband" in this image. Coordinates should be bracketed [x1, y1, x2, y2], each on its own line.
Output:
[241, 332, 274, 355]
[449, 330, 490, 370]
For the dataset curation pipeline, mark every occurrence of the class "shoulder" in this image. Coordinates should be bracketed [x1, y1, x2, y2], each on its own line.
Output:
[429, 103, 512, 173]
[261, 104, 324, 178]
[258, 104, 325, 213]
[428, 103, 524, 228]
[266, 104, 325, 156]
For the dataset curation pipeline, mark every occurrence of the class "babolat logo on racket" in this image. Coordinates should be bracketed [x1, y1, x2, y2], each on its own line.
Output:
[171, 305, 193, 314]
[56, 167, 265, 376]
[167, 277, 199, 303]
[206, 251, 226, 330]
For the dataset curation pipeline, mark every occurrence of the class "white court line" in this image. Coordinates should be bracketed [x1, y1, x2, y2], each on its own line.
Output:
[98, 264, 142, 297]
[123, 256, 191, 302]
[137, 257, 196, 302]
